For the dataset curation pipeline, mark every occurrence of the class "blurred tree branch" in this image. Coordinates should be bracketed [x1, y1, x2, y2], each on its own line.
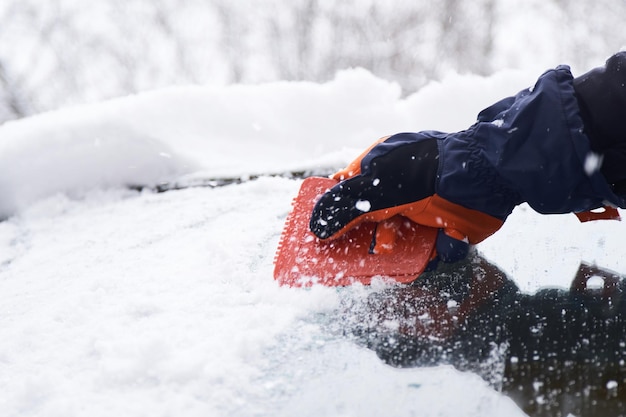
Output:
[0, 59, 30, 119]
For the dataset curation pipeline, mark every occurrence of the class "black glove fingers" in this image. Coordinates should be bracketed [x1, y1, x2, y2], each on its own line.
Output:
[309, 136, 440, 239]
[309, 175, 380, 239]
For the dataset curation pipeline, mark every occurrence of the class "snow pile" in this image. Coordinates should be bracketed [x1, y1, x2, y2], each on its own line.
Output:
[0, 68, 534, 218]
[0, 67, 623, 416]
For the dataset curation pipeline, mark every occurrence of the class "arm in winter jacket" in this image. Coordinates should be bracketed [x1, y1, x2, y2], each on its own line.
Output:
[310, 53, 626, 267]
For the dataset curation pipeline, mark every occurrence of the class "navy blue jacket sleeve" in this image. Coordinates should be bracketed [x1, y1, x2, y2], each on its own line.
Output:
[435, 65, 626, 220]
[574, 52, 626, 188]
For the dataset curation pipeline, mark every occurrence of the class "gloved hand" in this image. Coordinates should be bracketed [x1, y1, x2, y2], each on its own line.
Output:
[309, 61, 626, 266]
[309, 133, 501, 267]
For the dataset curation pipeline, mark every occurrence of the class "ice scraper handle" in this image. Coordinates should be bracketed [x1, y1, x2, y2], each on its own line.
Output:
[309, 134, 497, 266]
[367, 217, 468, 270]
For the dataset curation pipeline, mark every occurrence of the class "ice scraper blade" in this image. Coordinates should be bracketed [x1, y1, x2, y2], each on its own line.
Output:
[273, 177, 437, 287]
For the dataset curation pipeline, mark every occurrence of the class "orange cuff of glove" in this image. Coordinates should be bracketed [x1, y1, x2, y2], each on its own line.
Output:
[332, 136, 390, 181]
[327, 194, 504, 245]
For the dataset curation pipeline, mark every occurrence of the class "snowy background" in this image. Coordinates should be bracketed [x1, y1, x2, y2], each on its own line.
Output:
[1, 64, 625, 416]
[2, 0, 626, 123]
[2, 0, 626, 415]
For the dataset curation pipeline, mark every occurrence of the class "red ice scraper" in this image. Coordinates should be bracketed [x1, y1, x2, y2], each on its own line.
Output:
[273, 177, 438, 287]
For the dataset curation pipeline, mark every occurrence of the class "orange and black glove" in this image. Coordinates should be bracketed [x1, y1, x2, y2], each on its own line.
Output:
[309, 134, 504, 267]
